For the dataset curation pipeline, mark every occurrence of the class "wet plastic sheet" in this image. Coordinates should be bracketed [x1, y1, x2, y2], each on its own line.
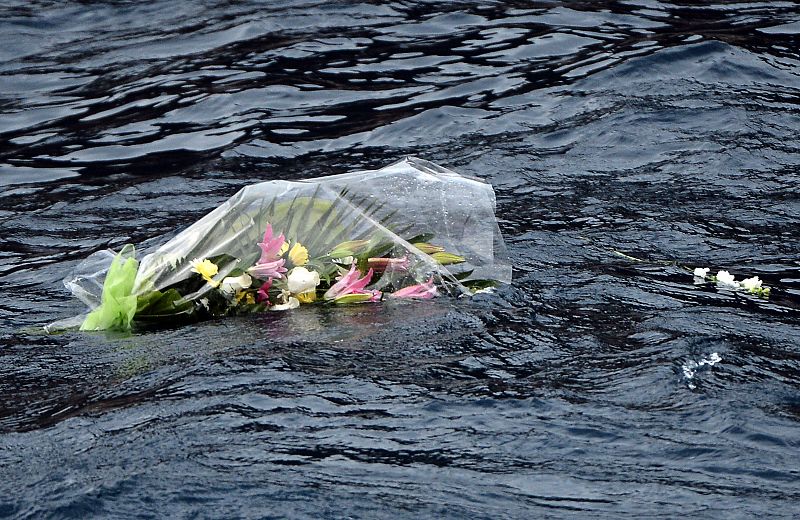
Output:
[63, 157, 511, 330]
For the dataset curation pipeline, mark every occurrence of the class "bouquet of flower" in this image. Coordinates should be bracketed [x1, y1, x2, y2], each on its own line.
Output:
[63, 158, 511, 332]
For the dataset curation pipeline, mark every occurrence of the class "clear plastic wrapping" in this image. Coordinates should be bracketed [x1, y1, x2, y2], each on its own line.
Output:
[63, 157, 511, 331]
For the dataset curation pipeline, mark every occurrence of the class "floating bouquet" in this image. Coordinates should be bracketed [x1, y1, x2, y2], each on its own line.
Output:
[62, 158, 511, 332]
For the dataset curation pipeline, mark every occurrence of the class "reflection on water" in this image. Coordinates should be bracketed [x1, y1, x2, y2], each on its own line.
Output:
[1, 1, 800, 518]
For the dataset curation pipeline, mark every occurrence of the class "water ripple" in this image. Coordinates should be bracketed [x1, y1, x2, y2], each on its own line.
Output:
[1, 1, 800, 518]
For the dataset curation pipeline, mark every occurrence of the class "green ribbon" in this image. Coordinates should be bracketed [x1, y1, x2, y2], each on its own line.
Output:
[80, 245, 139, 331]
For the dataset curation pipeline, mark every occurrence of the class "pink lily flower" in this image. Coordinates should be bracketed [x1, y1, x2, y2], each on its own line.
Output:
[249, 259, 287, 280]
[390, 277, 438, 299]
[256, 278, 273, 304]
[250, 223, 288, 279]
[324, 264, 381, 303]
[258, 223, 285, 264]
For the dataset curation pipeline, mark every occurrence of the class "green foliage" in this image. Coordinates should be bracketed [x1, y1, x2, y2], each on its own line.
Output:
[452, 269, 474, 281]
[463, 279, 499, 292]
[135, 289, 194, 320]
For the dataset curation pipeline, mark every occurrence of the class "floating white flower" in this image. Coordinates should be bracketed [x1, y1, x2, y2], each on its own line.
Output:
[692, 267, 770, 298]
[682, 352, 722, 390]
[220, 273, 252, 295]
[286, 266, 321, 303]
[740, 276, 762, 291]
[715, 270, 738, 287]
[287, 267, 320, 294]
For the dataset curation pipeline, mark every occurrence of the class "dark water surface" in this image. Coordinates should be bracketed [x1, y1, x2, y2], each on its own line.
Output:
[2, 1, 800, 518]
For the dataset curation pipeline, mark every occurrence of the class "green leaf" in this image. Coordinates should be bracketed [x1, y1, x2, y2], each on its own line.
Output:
[136, 288, 193, 318]
[363, 237, 395, 259]
[463, 279, 498, 292]
[406, 233, 435, 244]
[452, 269, 475, 281]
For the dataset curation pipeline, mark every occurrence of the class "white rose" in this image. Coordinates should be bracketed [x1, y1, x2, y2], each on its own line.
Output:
[715, 270, 738, 287]
[287, 267, 320, 295]
[220, 273, 253, 295]
[693, 267, 709, 278]
[740, 276, 762, 291]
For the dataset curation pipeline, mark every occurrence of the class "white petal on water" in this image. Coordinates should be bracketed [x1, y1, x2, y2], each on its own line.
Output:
[715, 270, 738, 287]
[682, 352, 722, 390]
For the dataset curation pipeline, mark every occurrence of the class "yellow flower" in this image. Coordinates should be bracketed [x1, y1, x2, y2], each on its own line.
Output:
[288, 242, 309, 266]
[278, 241, 309, 266]
[233, 290, 257, 305]
[190, 258, 219, 287]
[233, 290, 249, 305]
[296, 290, 316, 303]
